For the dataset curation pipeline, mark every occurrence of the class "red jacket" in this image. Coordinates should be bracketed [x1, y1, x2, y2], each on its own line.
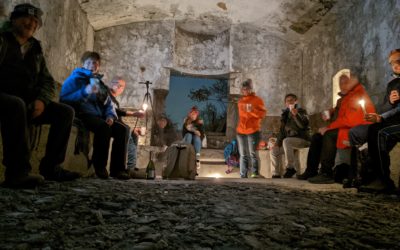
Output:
[327, 83, 375, 148]
[237, 93, 267, 134]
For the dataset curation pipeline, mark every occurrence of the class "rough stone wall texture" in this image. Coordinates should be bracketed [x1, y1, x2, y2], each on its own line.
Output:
[174, 27, 230, 75]
[230, 24, 302, 116]
[1, 0, 94, 84]
[302, 0, 400, 114]
[0, 0, 93, 178]
[94, 20, 175, 108]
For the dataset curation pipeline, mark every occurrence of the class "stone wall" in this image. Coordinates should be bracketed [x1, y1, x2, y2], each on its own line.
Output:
[302, 0, 400, 114]
[93, 20, 303, 143]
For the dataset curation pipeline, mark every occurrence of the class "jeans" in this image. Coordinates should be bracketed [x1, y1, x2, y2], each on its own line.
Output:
[237, 131, 260, 177]
[270, 137, 310, 175]
[127, 133, 138, 169]
[349, 124, 370, 146]
[367, 122, 400, 184]
[183, 133, 201, 154]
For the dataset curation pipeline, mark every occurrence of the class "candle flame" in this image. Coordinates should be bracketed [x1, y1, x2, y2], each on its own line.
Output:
[142, 103, 148, 111]
[358, 99, 365, 106]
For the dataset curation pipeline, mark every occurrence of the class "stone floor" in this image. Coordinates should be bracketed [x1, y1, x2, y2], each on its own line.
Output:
[1, 177, 399, 250]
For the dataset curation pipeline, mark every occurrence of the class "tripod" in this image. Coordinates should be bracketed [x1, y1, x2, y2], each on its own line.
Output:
[134, 81, 155, 131]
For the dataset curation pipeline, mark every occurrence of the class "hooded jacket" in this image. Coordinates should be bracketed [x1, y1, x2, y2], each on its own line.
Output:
[0, 21, 55, 106]
[327, 83, 375, 149]
[60, 68, 117, 120]
[236, 93, 267, 134]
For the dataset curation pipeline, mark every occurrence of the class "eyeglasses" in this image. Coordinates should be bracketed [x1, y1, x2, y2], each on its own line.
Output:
[390, 59, 400, 66]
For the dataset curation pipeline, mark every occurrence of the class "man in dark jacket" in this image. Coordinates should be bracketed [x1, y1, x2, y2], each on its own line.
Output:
[270, 94, 310, 178]
[356, 49, 400, 193]
[0, 4, 79, 188]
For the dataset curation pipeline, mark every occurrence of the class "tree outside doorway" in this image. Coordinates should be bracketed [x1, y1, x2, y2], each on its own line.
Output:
[166, 74, 228, 134]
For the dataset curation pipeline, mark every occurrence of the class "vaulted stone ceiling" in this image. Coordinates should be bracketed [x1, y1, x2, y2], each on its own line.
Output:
[78, 0, 342, 40]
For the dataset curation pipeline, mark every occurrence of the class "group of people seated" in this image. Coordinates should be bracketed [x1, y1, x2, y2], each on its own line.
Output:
[1, 4, 399, 194]
[264, 51, 400, 193]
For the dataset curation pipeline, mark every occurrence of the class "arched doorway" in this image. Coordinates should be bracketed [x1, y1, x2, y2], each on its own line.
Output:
[332, 69, 350, 106]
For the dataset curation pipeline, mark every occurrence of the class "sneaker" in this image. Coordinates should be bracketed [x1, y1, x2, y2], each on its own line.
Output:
[358, 178, 396, 194]
[196, 153, 201, 160]
[283, 168, 296, 178]
[95, 167, 109, 179]
[308, 173, 335, 184]
[297, 171, 317, 180]
[40, 165, 80, 182]
[110, 170, 130, 180]
[225, 169, 233, 174]
[250, 173, 260, 178]
[272, 175, 281, 178]
[3, 173, 45, 189]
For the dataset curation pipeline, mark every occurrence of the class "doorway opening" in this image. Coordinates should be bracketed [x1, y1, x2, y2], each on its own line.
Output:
[166, 72, 229, 137]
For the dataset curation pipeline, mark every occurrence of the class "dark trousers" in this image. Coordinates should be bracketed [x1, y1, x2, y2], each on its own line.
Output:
[79, 115, 130, 174]
[0, 93, 74, 177]
[305, 130, 338, 175]
[367, 122, 400, 184]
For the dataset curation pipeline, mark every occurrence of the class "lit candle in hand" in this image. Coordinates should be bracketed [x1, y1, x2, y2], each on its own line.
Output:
[358, 99, 366, 114]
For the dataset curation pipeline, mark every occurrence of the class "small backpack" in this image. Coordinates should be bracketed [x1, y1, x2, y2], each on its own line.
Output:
[224, 139, 240, 167]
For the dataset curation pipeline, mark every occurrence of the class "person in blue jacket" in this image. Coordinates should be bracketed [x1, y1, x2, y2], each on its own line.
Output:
[60, 51, 130, 180]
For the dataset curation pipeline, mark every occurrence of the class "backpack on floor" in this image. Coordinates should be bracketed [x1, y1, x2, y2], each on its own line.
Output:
[224, 139, 240, 168]
[163, 141, 197, 180]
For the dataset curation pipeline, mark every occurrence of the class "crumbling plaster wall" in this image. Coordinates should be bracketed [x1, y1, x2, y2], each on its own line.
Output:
[1, 0, 94, 84]
[174, 27, 230, 75]
[94, 21, 175, 108]
[302, 0, 400, 114]
[230, 24, 302, 116]
[94, 21, 302, 116]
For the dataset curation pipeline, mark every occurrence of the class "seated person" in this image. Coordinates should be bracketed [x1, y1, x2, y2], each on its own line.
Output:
[270, 93, 311, 178]
[304, 74, 375, 184]
[107, 76, 145, 174]
[60, 52, 130, 180]
[152, 114, 178, 148]
[349, 49, 400, 192]
[182, 106, 205, 160]
[0, 4, 79, 188]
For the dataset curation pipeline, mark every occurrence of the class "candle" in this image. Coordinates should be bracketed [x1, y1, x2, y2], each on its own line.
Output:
[358, 99, 366, 114]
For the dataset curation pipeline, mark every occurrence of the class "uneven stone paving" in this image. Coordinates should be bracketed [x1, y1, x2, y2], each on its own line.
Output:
[0, 178, 400, 250]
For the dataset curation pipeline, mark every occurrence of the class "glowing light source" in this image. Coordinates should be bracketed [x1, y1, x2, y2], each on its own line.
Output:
[209, 173, 221, 179]
[142, 103, 148, 111]
[358, 99, 366, 114]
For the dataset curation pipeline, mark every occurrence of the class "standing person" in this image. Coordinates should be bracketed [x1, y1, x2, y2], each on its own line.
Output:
[270, 94, 310, 178]
[60, 52, 130, 180]
[182, 106, 205, 160]
[236, 79, 267, 178]
[107, 76, 145, 173]
[354, 49, 400, 193]
[307, 74, 375, 184]
[0, 4, 80, 188]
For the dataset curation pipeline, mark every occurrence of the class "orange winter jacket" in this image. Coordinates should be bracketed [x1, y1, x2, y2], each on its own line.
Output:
[237, 93, 267, 134]
[327, 83, 375, 149]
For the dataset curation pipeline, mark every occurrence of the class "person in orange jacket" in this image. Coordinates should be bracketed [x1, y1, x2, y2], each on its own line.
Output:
[308, 74, 375, 184]
[236, 79, 267, 178]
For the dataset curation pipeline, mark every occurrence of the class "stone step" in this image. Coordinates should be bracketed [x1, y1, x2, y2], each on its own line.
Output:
[197, 163, 240, 178]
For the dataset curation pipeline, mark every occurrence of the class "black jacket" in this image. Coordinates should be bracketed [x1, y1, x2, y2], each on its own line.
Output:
[276, 107, 310, 146]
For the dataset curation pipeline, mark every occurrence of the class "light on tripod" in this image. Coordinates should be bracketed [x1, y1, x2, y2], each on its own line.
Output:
[142, 103, 149, 111]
